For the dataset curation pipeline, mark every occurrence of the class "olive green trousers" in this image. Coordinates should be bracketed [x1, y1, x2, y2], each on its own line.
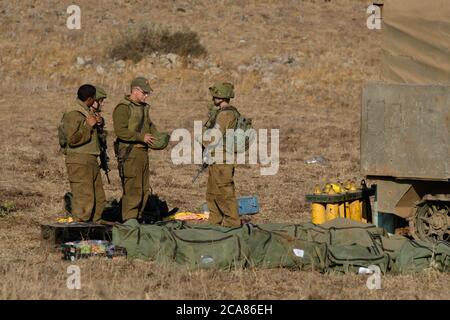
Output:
[66, 154, 105, 222]
[206, 164, 240, 227]
[121, 147, 149, 221]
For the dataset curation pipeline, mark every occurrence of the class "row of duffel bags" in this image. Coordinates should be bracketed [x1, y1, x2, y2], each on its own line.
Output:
[112, 219, 328, 271]
[112, 218, 450, 273]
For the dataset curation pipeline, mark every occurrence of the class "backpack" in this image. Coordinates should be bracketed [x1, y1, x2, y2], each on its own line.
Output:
[227, 107, 255, 154]
[141, 191, 178, 224]
[205, 105, 255, 154]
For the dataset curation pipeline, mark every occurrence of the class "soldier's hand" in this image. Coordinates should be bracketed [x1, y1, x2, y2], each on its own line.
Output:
[95, 115, 104, 127]
[86, 115, 97, 128]
[143, 133, 156, 145]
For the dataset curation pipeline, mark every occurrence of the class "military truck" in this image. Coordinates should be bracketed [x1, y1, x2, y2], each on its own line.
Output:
[361, 0, 450, 242]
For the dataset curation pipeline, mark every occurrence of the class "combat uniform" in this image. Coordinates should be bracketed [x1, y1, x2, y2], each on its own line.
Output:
[203, 82, 241, 227]
[62, 99, 106, 222]
[113, 96, 159, 221]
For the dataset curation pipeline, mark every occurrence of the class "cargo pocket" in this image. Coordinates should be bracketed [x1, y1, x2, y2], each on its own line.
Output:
[123, 157, 137, 178]
[67, 164, 90, 183]
[215, 165, 234, 184]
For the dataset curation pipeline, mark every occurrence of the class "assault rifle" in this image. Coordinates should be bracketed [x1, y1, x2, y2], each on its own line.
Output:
[192, 161, 209, 184]
[92, 109, 111, 184]
[192, 143, 217, 184]
[99, 137, 111, 184]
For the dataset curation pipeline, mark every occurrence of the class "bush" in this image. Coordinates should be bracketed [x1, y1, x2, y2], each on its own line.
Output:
[110, 24, 207, 62]
[0, 200, 16, 217]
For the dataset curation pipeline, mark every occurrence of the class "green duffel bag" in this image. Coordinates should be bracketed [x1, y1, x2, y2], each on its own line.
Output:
[380, 234, 410, 270]
[326, 242, 391, 274]
[166, 224, 251, 270]
[260, 219, 385, 243]
[112, 219, 184, 261]
[393, 240, 450, 273]
[112, 219, 141, 258]
[310, 218, 387, 244]
[248, 226, 327, 271]
[256, 223, 316, 240]
[435, 241, 450, 272]
[324, 224, 390, 274]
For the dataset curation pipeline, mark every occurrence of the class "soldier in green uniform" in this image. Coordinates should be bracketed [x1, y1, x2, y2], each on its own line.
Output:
[203, 82, 241, 227]
[91, 86, 108, 135]
[61, 84, 106, 222]
[113, 77, 169, 222]
[93, 87, 107, 113]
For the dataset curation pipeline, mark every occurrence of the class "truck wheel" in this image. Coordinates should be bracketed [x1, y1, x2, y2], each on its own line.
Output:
[411, 201, 450, 243]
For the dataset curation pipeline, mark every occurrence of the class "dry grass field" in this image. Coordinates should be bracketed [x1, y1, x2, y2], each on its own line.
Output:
[0, 0, 449, 300]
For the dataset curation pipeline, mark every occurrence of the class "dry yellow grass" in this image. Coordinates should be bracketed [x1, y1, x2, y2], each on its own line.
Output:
[0, 0, 449, 300]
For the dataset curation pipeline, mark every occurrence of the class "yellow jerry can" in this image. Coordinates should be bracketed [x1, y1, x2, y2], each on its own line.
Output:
[325, 188, 339, 221]
[348, 183, 362, 221]
[311, 185, 326, 224]
[339, 202, 346, 218]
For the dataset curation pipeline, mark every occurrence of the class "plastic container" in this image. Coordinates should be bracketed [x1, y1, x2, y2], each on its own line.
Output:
[61, 240, 113, 261]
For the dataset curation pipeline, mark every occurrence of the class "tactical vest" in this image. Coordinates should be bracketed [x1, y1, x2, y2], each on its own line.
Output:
[117, 98, 152, 149]
[204, 105, 237, 153]
[204, 105, 238, 131]
[204, 104, 254, 155]
[64, 102, 100, 156]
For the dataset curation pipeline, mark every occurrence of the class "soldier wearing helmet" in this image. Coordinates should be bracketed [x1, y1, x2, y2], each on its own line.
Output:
[91, 86, 107, 131]
[202, 82, 241, 227]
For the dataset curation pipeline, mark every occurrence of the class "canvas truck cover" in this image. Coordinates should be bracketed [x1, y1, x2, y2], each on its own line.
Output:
[361, 83, 450, 180]
[381, 0, 450, 84]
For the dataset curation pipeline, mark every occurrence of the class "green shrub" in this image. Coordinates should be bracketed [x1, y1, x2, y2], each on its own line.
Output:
[0, 200, 16, 217]
[110, 23, 207, 62]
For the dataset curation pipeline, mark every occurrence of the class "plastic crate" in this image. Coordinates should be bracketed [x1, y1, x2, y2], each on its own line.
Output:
[201, 195, 260, 215]
[61, 240, 125, 261]
[305, 185, 376, 203]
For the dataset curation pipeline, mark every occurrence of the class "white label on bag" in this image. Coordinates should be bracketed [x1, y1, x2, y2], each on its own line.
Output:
[358, 267, 374, 275]
[293, 248, 304, 258]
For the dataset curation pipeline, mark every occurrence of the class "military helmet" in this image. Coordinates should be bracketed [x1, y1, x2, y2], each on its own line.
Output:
[95, 86, 107, 100]
[209, 82, 235, 99]
[149, 132, 170, 150]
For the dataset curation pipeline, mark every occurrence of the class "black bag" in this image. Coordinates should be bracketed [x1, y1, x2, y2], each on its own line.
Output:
[140, 190, 178, 224]
[63, 190, 177, 224]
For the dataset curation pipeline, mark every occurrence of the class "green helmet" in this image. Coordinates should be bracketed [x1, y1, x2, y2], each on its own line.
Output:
[209, 82, 235, 99]
[95, 86, 107, 100]
[149, 132, 170, 150]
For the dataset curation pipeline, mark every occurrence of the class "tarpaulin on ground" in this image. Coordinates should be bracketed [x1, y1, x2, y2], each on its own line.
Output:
[381, 0, 450, 84]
